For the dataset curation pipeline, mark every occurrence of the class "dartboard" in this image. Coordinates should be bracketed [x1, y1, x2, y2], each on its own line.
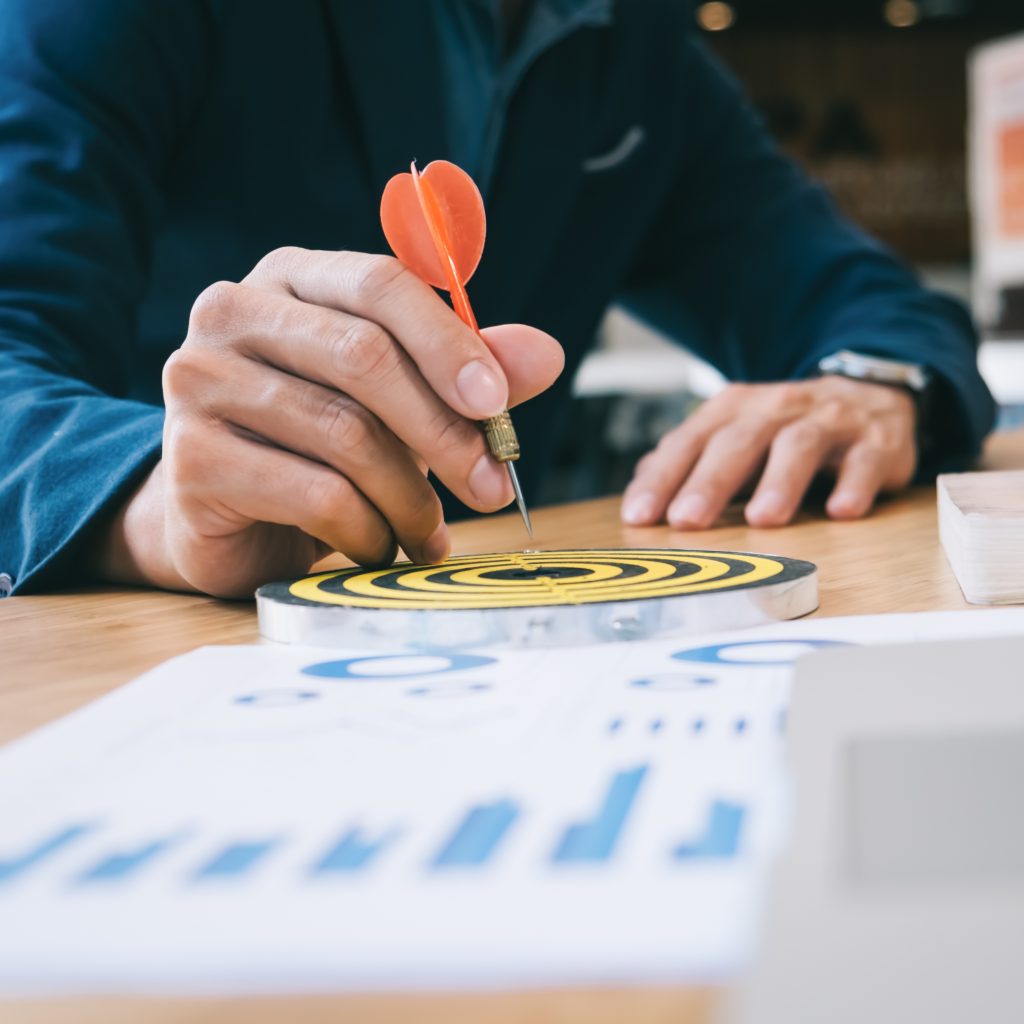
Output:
[258, 549, 816, 611]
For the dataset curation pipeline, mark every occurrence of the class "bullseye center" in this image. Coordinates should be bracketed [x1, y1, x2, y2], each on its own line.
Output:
[483, 566, 593, 582]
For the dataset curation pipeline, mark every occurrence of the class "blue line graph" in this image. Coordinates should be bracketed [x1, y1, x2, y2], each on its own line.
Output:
[672, 639, 848, 666]
[194, 840, 279, 880]
[553, 766, 647, 863]
[673, 801, 745, 860]
[77, 837, 178, 883]
[302, 653, 495, 680]
[0, 824, 93, 885]
[432, 800, 519, 868]
[311, 827, 399, 874]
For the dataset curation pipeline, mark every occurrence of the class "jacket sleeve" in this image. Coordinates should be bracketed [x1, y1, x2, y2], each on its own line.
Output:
[0, 0, 213, 593]
[620, 35, 996, 474]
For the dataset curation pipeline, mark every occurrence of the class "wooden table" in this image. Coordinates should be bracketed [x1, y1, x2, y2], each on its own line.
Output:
[4, 431, 1022, 1024]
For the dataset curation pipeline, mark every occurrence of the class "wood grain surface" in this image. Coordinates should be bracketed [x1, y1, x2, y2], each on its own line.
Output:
[3, 429, 1022, 1024]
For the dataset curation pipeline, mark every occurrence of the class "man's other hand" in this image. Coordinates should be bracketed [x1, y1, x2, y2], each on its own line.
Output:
[621, 376, 917, 529]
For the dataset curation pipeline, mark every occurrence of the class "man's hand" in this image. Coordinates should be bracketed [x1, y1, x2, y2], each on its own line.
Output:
[93, 248, 563, 597]
[621, 376, 917, 529]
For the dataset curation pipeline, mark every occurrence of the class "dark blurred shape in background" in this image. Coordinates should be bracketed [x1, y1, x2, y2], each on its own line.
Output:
[696, 0, 1022, 266]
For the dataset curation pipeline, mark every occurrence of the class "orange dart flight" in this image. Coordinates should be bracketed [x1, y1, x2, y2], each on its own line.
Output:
[380, 160, 532, 537]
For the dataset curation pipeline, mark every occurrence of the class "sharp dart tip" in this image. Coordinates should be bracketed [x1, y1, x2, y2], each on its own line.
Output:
[506, 462, 533, 538]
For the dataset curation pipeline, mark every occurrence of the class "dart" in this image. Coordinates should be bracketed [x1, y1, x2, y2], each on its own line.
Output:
[379, 160, 532, 537]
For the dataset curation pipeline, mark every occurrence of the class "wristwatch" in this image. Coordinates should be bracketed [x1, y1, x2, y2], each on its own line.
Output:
[816, 349, 931, 393]
[816, 348, 935, 463]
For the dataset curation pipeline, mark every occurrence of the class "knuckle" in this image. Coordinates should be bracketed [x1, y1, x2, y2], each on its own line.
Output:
[428, 409, 481, 465]
[346, 253, 408, 305]
[815, 399, 849, 432]
[161, 346, 228, 409]
[771, 382, 805, 412]
[303, 473, 353, 526]
[720, 420, 765, 453]
[329, 319, 398, 383]
[781, 418, 826, 451]
[254, 245, 305, 278]
[161, 349, 191, 400]
[720, 382, 750, 404]
[188, 280, 243, 336]
[162, 348, 212, 404]
[321, 394, 376, 453]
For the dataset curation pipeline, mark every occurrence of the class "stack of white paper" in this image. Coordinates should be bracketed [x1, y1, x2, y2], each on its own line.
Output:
[939, 470, 1024, 604]
[4, 610, 1024, 994]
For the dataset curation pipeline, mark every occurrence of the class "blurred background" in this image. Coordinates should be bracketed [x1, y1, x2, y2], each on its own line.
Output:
[544, 0, 1024, 504]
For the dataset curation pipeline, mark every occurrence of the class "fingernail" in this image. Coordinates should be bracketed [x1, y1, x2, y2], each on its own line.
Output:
[456, 360, 506, 419]
[420, 522, 450, 564]
[828, 491, 861, 518]
[622, 491, 657, 525]
[746, 489, 788, 524]
[468, 453, 512, 509]
[668, 493, 711, 527]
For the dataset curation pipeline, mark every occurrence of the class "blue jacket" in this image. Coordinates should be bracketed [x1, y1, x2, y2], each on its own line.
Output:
[0, 0, 995, 594]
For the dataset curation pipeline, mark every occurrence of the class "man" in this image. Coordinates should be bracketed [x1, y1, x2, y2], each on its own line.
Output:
[0, 0, 995, 598]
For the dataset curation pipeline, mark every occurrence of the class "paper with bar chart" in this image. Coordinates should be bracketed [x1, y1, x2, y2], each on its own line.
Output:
[3, 608, 1024, 993]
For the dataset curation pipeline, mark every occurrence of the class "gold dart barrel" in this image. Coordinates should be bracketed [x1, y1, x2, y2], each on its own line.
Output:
[482, 410, 532, 537]
[482, 410, 520, 463]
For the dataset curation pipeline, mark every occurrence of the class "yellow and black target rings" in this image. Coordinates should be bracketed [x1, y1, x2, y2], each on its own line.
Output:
[262, 548, 815, 611]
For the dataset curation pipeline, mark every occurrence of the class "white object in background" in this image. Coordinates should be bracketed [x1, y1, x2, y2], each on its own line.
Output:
[575, 306, 1024, 409]
[970, 32, 1024, 333]
[729, 636, 1024, 1024]
[938, 470, 1024, 604]
[3, 611, 1024, 993]
[572, 307, 727, 399]
[979, 337, 1024, 405]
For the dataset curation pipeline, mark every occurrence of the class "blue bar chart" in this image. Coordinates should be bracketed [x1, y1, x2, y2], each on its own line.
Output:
[77, 837, 178, 884]
[311, 827, 398, 874]
[673, 801, 745, 860]
[0, 824, 92, 885]
[194, 840, 280, 880]
[432, 799, 519, 868]
[553, 767, 647, 863]
[0, 775, 749, 888]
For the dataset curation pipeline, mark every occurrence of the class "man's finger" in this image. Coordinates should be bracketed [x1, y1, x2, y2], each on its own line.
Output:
[825, 442, 890, 520]
[665, 420, 776, 528]
[619, 386, 779, 526]
[183, 289, 513, 514]
[478, 324, 565, 407]
[620, 422, 708, 526]
[166, 422, 397, 567]
[243, 249, 511, 421]
[188, 353, 449, 564]
[745, 416, 841, 526]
